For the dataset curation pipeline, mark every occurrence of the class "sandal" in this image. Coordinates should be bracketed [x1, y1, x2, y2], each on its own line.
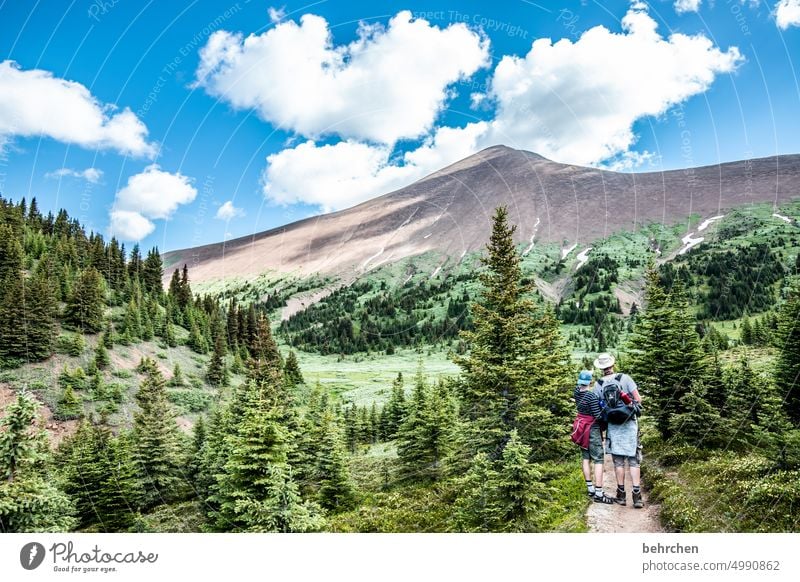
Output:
[593, 492, 614, 504]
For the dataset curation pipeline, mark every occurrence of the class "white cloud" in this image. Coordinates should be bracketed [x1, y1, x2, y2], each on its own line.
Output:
[254, 4, 740, 210]
[268, 6, 285, 23]
[481, 3, 742, 166]
[0, 60, 156, 157]
[263, 123, 488, 211]
[194, 11, 489, 145]
[674, 0, 702, 14]
[109, 210, 155, 241]
[46, 167, 104, 183]
[215, 200, 245, 220]
[776, 0, 800, 28]
[109, 165, 197, 240]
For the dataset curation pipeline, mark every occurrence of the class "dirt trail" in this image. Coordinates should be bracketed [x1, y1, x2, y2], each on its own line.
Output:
[586, 454, 663, 533]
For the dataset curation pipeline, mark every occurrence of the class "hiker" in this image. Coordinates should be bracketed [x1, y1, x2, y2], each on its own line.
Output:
[571, 370, 614, 504]
[593, 353, 644, 509]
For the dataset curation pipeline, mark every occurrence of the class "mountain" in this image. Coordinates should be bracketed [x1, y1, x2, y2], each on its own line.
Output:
[163, 145, 800, 283]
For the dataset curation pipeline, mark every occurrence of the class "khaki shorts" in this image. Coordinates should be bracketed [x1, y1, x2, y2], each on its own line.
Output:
[581, 424, 604, 464]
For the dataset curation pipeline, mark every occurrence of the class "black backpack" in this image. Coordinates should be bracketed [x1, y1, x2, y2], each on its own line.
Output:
[599, 374, 635, 424]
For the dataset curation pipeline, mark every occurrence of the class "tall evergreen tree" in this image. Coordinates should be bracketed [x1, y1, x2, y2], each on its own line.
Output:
[284, 351, 305, 387]
[131, 361, 185, 509]
[60, 421, 142, 531]
[64, 267, 105, 333]
[775, 285, 800, 422]
[0, 392, 76, 532]
[315, 409, 357, 512]
[455, 206, 572, 459]
[629, 268, 711, 438]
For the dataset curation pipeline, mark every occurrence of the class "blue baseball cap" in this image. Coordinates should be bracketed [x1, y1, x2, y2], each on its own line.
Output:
[577, 370, 593, 386]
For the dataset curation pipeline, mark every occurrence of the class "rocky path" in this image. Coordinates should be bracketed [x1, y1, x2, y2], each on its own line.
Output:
[586, 454, 663, 533]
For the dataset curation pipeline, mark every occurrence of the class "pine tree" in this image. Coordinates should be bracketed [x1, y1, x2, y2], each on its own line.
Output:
[60, 421, 142, 531]
[741, 317, 753, 345]
[64, 267, 105, 333]
[141, 248, 163, 296]
[0, 392, 76, 532]
[775, 286, 800, 422]
[629, 268, 711, 438]
[24, 258, 58, 360]
[669, 383, 731, 449]
[131, 361, 185, 509]
[454, 453, 504, 532]
[284, 351, 305, 386]
[496, 430, 546, 531]
[94, 339, 110, 369]
[102, 320, 114, 348]
[168, 363, 185, 387]
[55, 385, 83, 420]
[212, 380, 323, 531]
[207, 325, 229, 387]
[455, 206, 571, 459]
[315, 409, 357, 512]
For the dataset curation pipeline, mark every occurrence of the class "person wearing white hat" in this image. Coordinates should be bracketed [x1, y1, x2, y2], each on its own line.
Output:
[592, 353, 644, 509]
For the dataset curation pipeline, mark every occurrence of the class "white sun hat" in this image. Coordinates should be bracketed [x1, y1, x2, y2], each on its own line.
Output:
[593, 352, 616, 370]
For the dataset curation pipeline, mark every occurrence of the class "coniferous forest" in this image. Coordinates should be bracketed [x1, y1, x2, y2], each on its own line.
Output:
[2, 195, 800, 532]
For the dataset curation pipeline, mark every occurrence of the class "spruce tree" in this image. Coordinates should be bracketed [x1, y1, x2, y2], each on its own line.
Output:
[131, 361, 185, 509]
[496, 430, 546, 531]
[455, 206, 571, 459]
[454, 453, 503, 532]
[206, 330, 229, 387]
[775, 286, 800, 422]
[629, 268, 711, 438]
[94, 339, 110, 369]
[315, 409, 357, 512]
[284, 351, 305, 386]
[64, 267, 105, 333]
[61, 421, 142, 531]
[55, 385, 83, 420]
[0, 392, 76, 532]
[213, 381, 323, 531]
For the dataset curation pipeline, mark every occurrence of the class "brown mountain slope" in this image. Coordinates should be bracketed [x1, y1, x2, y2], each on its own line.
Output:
[163, 145, 800, 283]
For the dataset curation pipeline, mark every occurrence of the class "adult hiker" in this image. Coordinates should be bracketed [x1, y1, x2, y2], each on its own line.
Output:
[571, 370, 614, 504]
[593, 353, 644, 509]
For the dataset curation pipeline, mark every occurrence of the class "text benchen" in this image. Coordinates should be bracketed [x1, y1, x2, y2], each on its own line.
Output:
[642, 543, 700, 554]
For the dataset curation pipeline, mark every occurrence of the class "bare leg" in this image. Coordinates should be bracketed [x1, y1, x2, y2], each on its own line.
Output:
[630, 466, 641, 487]
[582, 458, 591, 482]
[615, 465, 625, 488]
[594, 462, 604, 488]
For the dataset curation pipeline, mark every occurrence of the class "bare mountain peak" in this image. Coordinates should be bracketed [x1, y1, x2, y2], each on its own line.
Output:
[164, 149, 800, 283]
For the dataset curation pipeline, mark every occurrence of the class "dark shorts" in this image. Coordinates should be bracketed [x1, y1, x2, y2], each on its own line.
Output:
[612, 450, 641, 468]
[581, 424, 604, 464]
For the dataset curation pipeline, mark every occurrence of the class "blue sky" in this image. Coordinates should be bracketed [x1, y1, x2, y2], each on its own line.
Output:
[1, 0, 799, 253]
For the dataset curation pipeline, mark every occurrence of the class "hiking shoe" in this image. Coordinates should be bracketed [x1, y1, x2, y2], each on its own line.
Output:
[593, 492, 614, 504]
[614, 488, 627, 506]
[632, 490, 644, 509]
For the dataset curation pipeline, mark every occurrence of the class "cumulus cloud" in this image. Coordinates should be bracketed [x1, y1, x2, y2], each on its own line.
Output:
[194, 11, 489, 145]
[215, 200, 245, 220]
[247, 5, 741, 211]
[674, 0, 702, 14]
[46, 167, 104, 183]
[481, 3, 742, 165]
[776, 0, 800, 28]
[263, 123, 488, 211]
[0, 60, 155, 157]
[109, 165, 197, 240]
[109, 210, 155, 241]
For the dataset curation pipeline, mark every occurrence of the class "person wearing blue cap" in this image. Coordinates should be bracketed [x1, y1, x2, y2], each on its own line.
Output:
[571, 370, 613, 503]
